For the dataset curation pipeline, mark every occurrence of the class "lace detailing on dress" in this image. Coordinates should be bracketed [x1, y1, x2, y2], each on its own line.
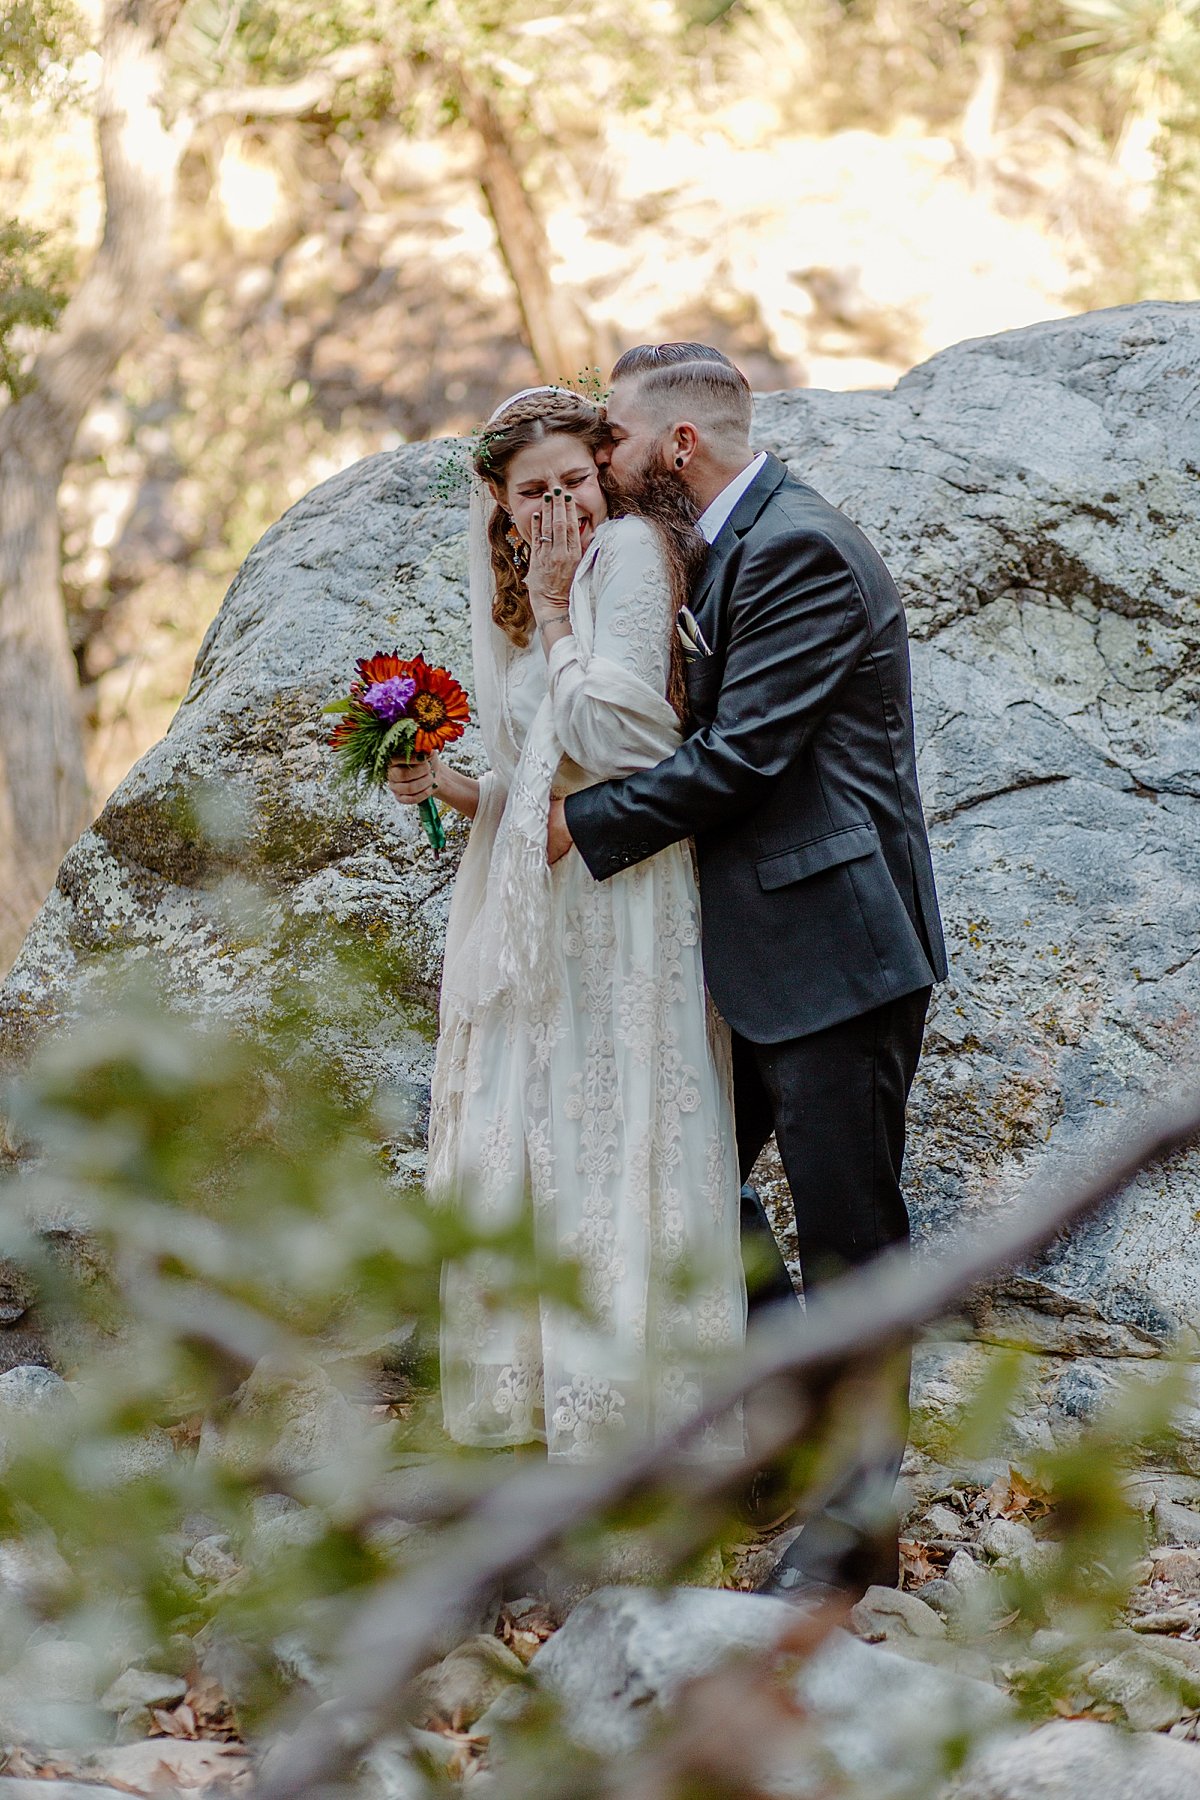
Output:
[433, 516, 746, 1464]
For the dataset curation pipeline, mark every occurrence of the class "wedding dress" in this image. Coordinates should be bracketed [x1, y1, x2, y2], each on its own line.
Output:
[428, 496, 746, 1464]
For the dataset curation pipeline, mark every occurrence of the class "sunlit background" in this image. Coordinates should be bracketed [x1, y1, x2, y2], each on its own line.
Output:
[3, 0, 1197, 807]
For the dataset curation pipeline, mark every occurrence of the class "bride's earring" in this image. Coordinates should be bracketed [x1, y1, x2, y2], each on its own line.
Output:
[505, 519, 529, 570]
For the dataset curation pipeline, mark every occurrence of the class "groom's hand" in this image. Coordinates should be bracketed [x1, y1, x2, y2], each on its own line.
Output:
[547, 796, 574, 865]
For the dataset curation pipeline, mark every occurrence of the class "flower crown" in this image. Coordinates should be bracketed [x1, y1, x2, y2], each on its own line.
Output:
[429, 370, 609, 503]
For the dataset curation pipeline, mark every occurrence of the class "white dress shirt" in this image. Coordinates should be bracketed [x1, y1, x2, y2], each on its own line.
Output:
[695, 451, 768, 545]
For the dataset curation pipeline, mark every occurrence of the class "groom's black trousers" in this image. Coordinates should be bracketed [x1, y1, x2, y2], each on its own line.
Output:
[732, 984, 931, 1590]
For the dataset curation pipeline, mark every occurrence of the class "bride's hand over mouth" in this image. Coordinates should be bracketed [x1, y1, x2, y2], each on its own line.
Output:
[527, 487, 581, 648]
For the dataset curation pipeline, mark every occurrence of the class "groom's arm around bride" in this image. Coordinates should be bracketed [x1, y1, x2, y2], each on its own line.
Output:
[557, 342, 949, 1601]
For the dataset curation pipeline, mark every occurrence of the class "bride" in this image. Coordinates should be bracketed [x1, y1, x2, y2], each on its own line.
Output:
[388, 386, 745, 1464]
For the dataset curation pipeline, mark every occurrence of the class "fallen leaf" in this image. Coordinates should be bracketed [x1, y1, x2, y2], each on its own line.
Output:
[986, 1467, 1051, 1522]
[899, 1539, 941, 1586]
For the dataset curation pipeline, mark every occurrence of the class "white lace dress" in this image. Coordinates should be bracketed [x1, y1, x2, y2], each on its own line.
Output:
[429, 516, 746, 1463]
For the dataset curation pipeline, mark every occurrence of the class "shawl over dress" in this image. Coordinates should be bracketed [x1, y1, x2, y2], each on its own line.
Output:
[428, 513, 746, 1463]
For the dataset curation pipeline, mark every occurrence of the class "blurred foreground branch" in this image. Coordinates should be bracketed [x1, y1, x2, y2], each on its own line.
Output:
[259, 1081, 1200, 1799]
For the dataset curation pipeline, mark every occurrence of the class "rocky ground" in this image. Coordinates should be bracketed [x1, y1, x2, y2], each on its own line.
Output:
[5, 1356, 1200, 1798]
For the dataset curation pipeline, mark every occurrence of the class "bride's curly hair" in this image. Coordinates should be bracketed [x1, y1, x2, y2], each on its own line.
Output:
[473, 391, 607, 649]
[473, 389, 705, 722]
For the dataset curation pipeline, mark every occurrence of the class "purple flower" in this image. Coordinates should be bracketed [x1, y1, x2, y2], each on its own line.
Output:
[362, 675, 417, 722]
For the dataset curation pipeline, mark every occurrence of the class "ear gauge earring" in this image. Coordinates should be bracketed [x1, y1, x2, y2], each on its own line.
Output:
[675, 456, 685, 469]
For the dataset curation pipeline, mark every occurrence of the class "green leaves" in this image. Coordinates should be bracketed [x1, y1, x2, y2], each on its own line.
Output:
[0, 221, 73, 399]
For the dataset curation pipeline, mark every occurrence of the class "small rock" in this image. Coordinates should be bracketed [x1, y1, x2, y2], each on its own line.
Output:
[1129, 1633, 1200, 1679]
[1132, 1610, 1197, 1635]
[977, 1517, 1054, 1578]
[1155, 1499, 1200, 1548]
[1087, 1644, 1200, 1732]
[850, 1585, 947, 1642]
[923, 1503, 966, 1540]
[1052, 1363, 1119, 1423]
[0, 1637, 103, 1747]
[102, 1425, 176, 1483]
[249, 1493, 323, 1560]
[8, 1637, 99, 1702]
[0, 1365, 71, 1412]
[68, 1739, 252, 1792]
[199, 1355, 375, 1482]
[362, 1736, 438, 1800]
[0, 1785, 139, 1800]
[409, 1634, 525, 1730]
[0, 1534, 73, 1604]
[928, 1550, 1006, 1638]
[876, 1636, 997, 1684]
[944, 1717, 1200, 1799]
[0, 1261, 35, 1325]
[251, 1491, 305, 1525]
[180, 1510, 224, 1545]
[1151, 1548, 1200, 1594]
[917, 1577, 955, 1617]
[185, 1534, 243, 1585]
[98, 1667, 188, 1713]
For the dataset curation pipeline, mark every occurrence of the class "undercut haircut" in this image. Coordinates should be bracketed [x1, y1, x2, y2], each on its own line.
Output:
[611, 343, 753, 448]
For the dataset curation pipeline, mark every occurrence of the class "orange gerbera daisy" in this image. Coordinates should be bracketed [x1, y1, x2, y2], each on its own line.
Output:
[399, 654, 471, 756]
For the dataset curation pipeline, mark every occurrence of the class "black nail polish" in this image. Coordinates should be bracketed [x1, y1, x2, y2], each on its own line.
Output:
[553, 486, 562, 495]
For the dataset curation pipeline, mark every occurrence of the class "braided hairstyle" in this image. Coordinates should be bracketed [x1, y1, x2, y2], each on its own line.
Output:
[473, 390, 607, 648]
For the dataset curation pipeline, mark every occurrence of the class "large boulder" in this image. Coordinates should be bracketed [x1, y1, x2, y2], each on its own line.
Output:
[943, 1717, 1200, 1800]
[2, 300, 1199, 1390]
[483, 1585, 1011, 1796]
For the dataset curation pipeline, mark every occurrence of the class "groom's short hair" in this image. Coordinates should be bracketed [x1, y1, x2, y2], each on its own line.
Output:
[610, 343, 753, 448]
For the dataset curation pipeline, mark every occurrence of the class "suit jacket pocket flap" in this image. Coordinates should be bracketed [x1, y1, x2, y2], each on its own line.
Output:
[756, 823, 877, 892]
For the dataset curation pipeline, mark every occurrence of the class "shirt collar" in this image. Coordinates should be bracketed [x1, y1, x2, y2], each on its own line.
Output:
[696, 451, 768, 545]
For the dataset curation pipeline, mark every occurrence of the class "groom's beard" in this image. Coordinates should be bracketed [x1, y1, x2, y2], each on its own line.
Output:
[600, 455, 700, 531]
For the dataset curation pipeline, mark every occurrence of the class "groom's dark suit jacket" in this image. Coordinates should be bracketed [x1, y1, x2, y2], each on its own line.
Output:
[565, 453, 947, 1044]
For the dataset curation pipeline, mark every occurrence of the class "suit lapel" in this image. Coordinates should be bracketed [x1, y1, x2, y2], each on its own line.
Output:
[690, 452, 790, 622]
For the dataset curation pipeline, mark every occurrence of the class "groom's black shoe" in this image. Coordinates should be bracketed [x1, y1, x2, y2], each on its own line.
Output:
[756, 1559, 855, 1611]
[756, 1531, 874, 1609]
[756, 1502, 902, 1607]
[735, 1464, 801, 1533]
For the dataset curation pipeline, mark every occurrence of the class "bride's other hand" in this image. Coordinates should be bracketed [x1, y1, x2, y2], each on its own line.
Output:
[387, 755, 436, 805]
[527, 486, 581, 635]
[388, 754, 482, 821]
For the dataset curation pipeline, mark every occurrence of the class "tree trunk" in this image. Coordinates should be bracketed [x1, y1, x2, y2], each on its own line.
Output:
[0, 0, 183, 968]
[448, 65, 601, 383]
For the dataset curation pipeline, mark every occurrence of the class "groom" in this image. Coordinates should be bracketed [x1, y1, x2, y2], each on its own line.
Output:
[547, 343, 947, 1602]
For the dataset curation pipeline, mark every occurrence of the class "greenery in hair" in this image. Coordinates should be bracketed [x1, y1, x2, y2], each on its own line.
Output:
[428, 374, 608, 504]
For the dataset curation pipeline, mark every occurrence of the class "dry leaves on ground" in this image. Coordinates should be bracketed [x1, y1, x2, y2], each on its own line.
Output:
[899, 1538, 945, 1587]
[985, 1468, 1052, 1523]
[495, 1601, 559, 1667]
[148, 1673, 239, 1744]
[1, 1740, 252, 1795]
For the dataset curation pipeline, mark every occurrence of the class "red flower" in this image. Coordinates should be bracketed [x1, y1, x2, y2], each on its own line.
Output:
[402, 654, 471, 755]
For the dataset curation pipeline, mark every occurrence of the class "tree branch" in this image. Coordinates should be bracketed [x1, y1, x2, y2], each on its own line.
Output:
[256, 1082, 1200, 1800]
[193, 43, 383, 124]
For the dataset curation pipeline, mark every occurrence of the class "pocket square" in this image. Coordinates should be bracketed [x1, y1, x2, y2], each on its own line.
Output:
[677, 605, 713, 658]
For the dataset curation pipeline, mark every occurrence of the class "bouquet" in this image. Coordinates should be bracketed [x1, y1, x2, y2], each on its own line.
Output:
[324, 652, 470, 852]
